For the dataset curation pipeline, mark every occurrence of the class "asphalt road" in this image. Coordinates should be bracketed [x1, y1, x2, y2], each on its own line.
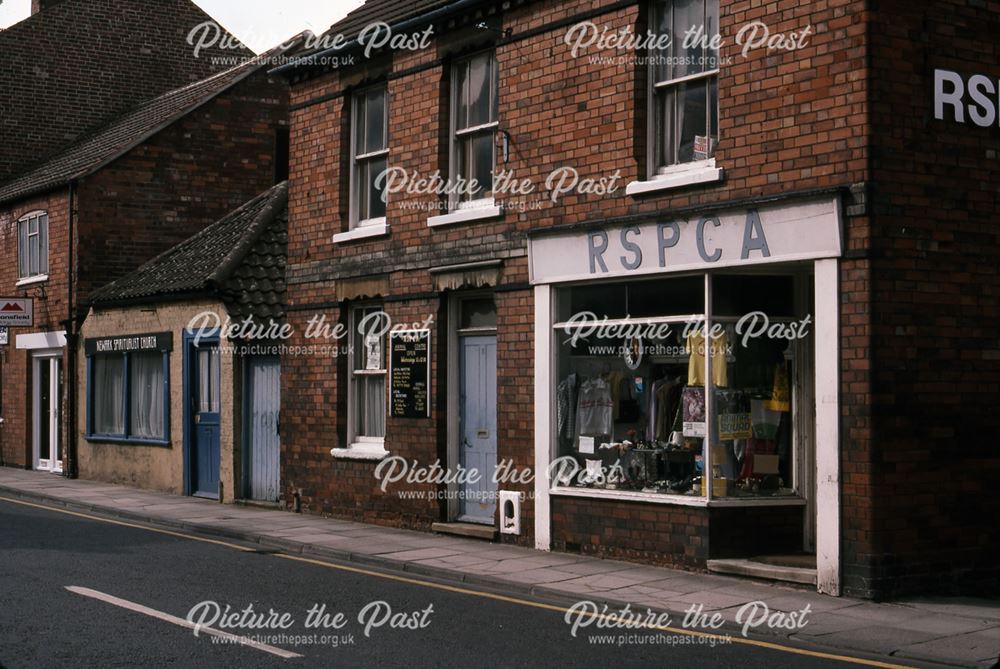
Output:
[0, 498, 881, 669]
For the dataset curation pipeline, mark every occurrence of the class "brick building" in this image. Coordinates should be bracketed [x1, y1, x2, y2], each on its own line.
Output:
[274, 0, 998, 600]
[0, 0, 250, 183]
[0, 55, 290, 493]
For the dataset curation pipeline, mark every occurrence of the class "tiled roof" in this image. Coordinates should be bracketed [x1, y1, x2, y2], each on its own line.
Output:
[0, 0, 251, 183]
[89, 182, 288, 322]
[0, 54, 269, 206]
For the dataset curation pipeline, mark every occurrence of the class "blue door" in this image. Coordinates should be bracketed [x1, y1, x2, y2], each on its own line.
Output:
[246, 355, 280, 502]
[459, 336, 497, 524]
[191, 342, 221, 498]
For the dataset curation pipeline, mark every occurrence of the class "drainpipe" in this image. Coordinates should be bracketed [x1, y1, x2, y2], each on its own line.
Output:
[64, 181, 78, 479]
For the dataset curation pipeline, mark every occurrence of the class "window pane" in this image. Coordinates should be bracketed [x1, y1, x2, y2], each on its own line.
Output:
[654, 88, 675, 168]
[367, 156, 387, 220]
[676, 78, 708, 164]
[18, 220, 27, 277]
[672, 0, 703, 78]
[198, 349, 210, 413]
[354, 94, 366, 156]
[708, 77, 718, 155]
[706, 0, 719, 70]
[210, 348, 221, 412]
[460, 298, 497, 329]
[472, 132, 494, 199]
[39, 215, 48, 274]
[28, 217, 38, 235]
[130, 352, 164, 439]
[29, 229, 39, 276]
[93, 355, 125, 435]
[356, 376, 386, 438]
[455, 59, 470, 130]
[365, 87, 385, 153]
[653, 1, 671, 84]
[467, 53, 493, 127]
[354, 307, 386, 371]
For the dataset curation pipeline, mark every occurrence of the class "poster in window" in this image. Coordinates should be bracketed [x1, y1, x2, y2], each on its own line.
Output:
[365, 334, 382, 370]
[389, 330, 430, 418]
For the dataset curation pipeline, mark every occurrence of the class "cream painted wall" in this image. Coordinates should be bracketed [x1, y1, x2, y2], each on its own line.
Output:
[76, 300, 242, 502]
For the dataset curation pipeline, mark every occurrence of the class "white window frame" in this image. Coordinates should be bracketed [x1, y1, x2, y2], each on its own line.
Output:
[646, 0, 720, 179]
[448, 50, 498, 213]
[17, 210, 49, 283]
[348, 83, 389, 231]
[339, 304, 388, 458]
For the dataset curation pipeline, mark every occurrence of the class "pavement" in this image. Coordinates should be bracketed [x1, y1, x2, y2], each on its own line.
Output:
[0, 466, 997, 669]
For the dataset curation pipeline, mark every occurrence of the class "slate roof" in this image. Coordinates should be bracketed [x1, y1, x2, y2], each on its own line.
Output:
[0, 53, 271, 206]
[89, 182, 288, 322]
[0, 0, 251, 183]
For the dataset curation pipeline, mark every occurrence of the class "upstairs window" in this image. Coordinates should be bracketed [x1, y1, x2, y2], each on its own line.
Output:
[450, 51, 498, 209]
[18, 211, 48, 279]
[650, 0, 719, 174]
[350, 84, 389, 227]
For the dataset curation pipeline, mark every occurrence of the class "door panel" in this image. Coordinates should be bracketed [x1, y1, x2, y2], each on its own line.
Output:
[459, 336, 497, 524]
[191, 344, 220, 497]
[247, 356, 280, 502]
[33, 355, 61, 473]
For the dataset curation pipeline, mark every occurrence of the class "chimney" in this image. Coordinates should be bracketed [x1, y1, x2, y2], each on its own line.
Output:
[31, 0, 66, 15]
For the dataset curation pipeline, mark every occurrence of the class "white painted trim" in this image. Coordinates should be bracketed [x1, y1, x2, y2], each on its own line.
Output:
[626, 165, 723, 196]
[427, 204, 502, 228]
[814, 258, 841, 596]
[550, 486, 808, 508]
[16, 330, 66, 350]
[330, 446, 389, 461]
[332, 220, 388, 243]
[15, 274, 48, 287]
[533, 284, 552, 551]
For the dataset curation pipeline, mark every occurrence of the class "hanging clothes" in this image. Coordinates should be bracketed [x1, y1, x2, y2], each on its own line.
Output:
[686, 330, 728, 387]
[764, 362, 791, 412]
[556, 373, 578, 440]
[576, 376, 613, 437]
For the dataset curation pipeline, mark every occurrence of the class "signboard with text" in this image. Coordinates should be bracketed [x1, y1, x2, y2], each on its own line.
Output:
[84, 332, 173, 356]
[389, 330, 431, 419]
[0, 298, 33, 327]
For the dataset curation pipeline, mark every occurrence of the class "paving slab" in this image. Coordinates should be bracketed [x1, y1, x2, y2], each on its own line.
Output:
[897, 629, 1000, 667]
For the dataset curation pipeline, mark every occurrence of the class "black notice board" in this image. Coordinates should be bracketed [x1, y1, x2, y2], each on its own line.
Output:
[389, 330, 431, 418]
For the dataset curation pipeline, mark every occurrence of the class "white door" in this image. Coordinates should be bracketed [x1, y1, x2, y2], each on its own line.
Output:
[458, 335, 497, 524]
[33, 353, 62, 473]
[246, 355, 280, 502]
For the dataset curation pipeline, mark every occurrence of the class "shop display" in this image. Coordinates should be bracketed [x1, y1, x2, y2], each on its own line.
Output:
[554, 274, 804, 499]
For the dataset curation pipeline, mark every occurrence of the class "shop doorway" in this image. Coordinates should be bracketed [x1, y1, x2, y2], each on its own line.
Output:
[244, 355, 280, 502]
[448, 294, 498, 525]
[31, 352, 62, 473]
[186, 335, 220, 498]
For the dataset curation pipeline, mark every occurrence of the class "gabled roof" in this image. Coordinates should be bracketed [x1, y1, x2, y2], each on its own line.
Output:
[0, 52, 274, 206]
[89, 182, 288, 321]
[0, 0, 251, 183]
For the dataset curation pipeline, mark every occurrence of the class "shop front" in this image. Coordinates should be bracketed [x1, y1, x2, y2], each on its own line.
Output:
[529, 194, 844, 594]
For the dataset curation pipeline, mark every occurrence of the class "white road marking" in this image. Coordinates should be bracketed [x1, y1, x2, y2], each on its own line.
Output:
[65, 586, 303, 659]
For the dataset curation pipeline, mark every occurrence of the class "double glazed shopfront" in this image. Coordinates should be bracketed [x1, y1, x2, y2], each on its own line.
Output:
[529, 194, 844, 594]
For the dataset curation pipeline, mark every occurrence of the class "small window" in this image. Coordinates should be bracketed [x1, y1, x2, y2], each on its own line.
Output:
[650, 0, 719, 174]
[17, 211, 48, 279]
[451, 51, 498, 209]
[89, 351, 168, 442]
[350, 85, 389, 227]
[349, 305, 387, 444]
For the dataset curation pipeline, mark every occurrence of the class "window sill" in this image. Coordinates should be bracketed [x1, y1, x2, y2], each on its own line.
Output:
[330, 445, 389, 461]
[549, 485, 806, 508]
[625, 164, 723, 196]
[16, 274, 48, 287]
[84, 434, 171, 447]
[332, 219, 388, 244]
[427, 204, 503, 228]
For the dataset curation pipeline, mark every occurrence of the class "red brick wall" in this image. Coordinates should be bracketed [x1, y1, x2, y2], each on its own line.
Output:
[0, 0, 251, 182]
[76, 69, 289, 302]
[0, 69, 287, 475]
[0, 191, 72, 467]
[282, 0, 870, 557]
[846, 0, 1000, 599]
